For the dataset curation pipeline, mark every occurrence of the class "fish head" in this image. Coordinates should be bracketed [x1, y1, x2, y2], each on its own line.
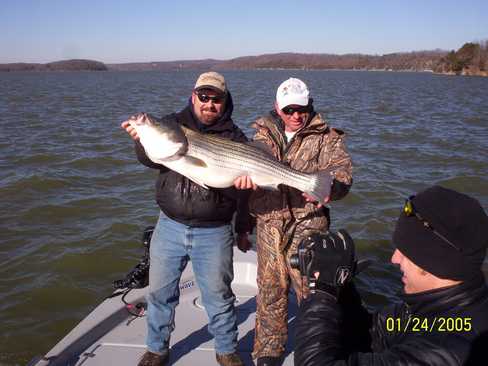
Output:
[127, 112, 149, 127]
[128, 112, 188, 161]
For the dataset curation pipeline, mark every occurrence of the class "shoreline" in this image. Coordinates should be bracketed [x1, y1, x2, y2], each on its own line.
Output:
[1, 67, 487, 77]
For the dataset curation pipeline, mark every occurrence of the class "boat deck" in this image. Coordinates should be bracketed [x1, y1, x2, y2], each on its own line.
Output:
[31, 250, 297, 365]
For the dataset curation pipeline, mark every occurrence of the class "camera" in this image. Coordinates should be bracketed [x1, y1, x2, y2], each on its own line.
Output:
[291, 229, 372, 295]
[113, 226, 154, 289]
[289, 233, 317, 279]
[290, 229, 361, 289]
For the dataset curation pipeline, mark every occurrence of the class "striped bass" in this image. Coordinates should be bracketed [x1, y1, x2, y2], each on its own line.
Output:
[127, 112, 333, 201]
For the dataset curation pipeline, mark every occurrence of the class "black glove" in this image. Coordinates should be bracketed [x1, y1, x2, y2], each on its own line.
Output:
[309, 229, 356, 297]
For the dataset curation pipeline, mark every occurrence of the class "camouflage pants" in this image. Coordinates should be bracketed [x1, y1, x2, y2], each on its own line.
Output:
[252, 214, 328, 359]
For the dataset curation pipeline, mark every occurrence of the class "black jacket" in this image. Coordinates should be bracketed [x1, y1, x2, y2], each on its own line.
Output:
[295, 275, 488, 365]
[134, 94, 253, 233]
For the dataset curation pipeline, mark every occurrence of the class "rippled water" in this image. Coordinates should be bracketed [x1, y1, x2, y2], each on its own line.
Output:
[1, 70, 487, 365]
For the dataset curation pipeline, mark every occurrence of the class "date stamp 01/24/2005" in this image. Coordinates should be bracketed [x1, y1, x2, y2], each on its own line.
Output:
[386, 317, 472, 333]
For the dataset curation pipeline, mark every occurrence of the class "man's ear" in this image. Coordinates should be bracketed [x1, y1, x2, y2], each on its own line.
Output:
[274, 102, 283, 117]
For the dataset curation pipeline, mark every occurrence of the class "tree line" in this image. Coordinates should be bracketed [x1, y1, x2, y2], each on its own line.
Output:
[433, 41, 488, 76]
[1, 41, 487, 76]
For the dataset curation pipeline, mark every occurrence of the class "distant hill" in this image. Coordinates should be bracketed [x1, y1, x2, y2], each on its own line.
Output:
[107, 59, 222, 71]
[109, 42, 488, 76]
[214, 51, 446, 71]
[0, 59, 108, 72]
[106, 51, 446, 72]
[1, 42, 486, 76]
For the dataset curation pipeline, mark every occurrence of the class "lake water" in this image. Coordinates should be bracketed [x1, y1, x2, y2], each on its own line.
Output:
[1, 70, 487, 365]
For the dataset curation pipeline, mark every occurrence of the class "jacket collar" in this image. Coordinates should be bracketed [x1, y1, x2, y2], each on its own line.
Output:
[402, 274, 488, 315]
[259, 109, 328, 140]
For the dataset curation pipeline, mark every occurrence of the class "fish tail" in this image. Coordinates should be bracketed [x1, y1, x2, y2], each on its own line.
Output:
[306, 170, 334, 202]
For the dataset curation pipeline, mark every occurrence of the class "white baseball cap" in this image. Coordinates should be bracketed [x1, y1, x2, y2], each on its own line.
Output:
[276, 78, 310, 110]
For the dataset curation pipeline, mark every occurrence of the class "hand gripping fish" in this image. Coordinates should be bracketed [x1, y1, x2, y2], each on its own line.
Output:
[127, 112, 333, 201]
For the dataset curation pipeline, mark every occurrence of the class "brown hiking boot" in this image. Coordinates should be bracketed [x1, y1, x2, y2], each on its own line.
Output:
[137, 350, 169, 366]
[216, 352, 244, 366]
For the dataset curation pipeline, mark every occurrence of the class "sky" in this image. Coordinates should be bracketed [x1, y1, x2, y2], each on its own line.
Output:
[1, 0, 488, 64]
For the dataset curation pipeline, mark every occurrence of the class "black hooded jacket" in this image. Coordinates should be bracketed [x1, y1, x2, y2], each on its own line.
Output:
[134, 93, 252, 233]
[295, 275, 488, 365]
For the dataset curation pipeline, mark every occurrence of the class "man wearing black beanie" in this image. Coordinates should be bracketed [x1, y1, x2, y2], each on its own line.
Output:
[294, 185, 488, 366]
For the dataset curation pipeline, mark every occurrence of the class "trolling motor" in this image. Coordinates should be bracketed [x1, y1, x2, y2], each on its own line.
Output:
[113, 226, 154, 289]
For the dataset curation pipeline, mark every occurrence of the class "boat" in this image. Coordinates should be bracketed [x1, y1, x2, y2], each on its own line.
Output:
[28, 246, 297, 365]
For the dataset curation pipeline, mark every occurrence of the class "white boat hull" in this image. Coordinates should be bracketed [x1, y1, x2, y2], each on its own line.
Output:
[30, 249, 297, 365]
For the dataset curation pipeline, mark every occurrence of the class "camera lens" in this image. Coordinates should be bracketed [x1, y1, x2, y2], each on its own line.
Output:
[289, 254, 300, 269]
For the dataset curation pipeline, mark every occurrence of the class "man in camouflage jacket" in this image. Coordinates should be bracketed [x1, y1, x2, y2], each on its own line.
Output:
[235, 78, 353, 365]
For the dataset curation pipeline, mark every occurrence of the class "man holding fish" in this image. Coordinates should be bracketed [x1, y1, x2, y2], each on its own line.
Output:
[122, 72, 252, 366]
[123, 74, 352, 366]
[234, 78, 353, 366]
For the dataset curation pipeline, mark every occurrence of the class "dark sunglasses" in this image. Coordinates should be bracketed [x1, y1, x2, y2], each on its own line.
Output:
[282, 105, 311, 115]
[196, 92, 224, 104]
[404, 196, 462, 252]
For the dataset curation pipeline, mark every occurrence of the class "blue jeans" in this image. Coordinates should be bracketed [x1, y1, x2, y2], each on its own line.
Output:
[146, 211, 238, 355]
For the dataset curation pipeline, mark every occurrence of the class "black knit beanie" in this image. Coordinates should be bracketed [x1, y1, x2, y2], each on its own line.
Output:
[393, 186, 488, 281]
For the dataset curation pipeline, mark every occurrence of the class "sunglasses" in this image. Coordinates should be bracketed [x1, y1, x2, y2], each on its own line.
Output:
[404, 196, 462, 252]
[281, 105, 311, 115]
[196, 92, 224, 104]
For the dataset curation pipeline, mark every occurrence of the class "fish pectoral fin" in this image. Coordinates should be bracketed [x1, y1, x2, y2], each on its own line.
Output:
[257, 183, 279, 191]
[182, 156, 209, 189]
[185, 156, 208, 168]
[157, 152, 185, 162]
[187, 176, 209, 189]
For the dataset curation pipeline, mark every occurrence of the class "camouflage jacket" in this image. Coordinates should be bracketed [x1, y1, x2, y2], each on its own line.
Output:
[249, 110, 353, 225]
